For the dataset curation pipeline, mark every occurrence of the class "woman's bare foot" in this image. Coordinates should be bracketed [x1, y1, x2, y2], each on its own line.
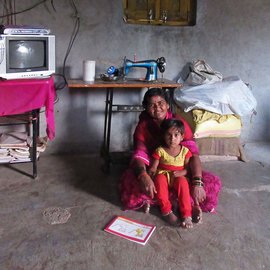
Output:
[144, 202, 151, 214]
[181, 217, 193, 229]
[163, 212, 179, 226]
[192, 205, 202, 223]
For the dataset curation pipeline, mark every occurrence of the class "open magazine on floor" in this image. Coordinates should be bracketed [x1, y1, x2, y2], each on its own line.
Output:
[104, 216, 156, 245]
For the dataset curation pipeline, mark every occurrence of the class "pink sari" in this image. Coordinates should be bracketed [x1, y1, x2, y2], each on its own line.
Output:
[119, 111, 222, 212]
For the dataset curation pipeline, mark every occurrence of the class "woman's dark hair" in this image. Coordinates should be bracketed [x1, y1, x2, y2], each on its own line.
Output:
[161, 119, 185, 135]
[142, 88, 170, 108]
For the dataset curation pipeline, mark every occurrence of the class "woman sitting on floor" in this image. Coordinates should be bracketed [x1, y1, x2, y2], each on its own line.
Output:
[119, 88, 222, 223]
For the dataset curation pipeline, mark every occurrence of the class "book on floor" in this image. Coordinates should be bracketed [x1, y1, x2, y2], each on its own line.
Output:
[104, 216, 156, 245]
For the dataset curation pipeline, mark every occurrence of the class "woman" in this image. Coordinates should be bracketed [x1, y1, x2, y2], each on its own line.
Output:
[120, 88, 221, 223]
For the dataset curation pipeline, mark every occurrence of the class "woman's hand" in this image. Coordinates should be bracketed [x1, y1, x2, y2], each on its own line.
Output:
[191, 185, 206, 205]
[189, 155, 206, 204]
[138, 172, 157, 199]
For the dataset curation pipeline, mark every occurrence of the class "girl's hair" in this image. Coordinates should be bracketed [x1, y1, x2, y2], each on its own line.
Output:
[161, 119, 185, 135]
[142, 88, 170, 109]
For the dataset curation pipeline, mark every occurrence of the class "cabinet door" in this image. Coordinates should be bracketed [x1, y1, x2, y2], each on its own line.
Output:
[159, 0, 196, 26]
[123, 0, 156, 24]
[122, 0, 196, 26]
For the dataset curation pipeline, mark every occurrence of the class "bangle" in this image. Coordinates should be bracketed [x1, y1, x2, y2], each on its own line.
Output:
[192, 176, 204, 187]
[137, 170, 148, 180]
[193, 182, 204, 187]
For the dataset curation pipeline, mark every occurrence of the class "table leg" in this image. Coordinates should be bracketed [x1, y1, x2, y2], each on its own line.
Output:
[102, 87, 114, 172]
[102, 88, 110, 155]
[32, 109, 38, 179]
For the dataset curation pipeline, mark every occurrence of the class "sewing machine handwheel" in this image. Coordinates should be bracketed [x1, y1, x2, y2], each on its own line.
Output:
[159, 66, 165, 73]
[157, 57, 166, 64]
[157, 57, 166, 73]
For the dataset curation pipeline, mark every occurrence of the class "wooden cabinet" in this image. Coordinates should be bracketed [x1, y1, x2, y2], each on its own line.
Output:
[122, 0, 197, 26]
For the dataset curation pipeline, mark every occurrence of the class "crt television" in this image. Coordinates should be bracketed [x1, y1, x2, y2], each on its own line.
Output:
[0, 34, 55, 79]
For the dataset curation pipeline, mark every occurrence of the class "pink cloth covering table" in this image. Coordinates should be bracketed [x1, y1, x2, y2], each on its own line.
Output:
[0, 76, 56, 140]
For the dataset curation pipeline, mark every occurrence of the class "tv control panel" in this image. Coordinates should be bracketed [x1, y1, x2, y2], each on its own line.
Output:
[0, 25, 50, 35]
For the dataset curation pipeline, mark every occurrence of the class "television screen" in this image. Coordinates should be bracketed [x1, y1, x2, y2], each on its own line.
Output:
[8, 40, 47, 70]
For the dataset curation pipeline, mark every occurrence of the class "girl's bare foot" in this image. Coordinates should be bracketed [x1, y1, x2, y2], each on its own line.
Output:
[192, 205, 202, 223]
[163, 212, 179, 226]
[181, 217, 193, 229]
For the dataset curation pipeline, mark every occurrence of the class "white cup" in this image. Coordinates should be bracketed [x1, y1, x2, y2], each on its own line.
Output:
[83, 60, 95, 82]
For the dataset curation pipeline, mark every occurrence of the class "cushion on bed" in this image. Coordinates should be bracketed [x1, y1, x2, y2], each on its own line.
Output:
[175, 107, 242, 138]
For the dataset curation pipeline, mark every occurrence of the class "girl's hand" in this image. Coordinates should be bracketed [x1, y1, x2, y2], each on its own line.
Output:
[172, 169, 187, 178]
[148, 169, 156, 178]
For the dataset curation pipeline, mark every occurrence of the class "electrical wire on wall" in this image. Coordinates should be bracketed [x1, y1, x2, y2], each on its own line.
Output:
[55, 0, 80, 90]
[0, 0, 16, 24]
[0, 0, 52, 23]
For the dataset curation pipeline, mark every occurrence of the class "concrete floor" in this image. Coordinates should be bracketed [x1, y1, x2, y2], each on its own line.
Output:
[0, 143, 270, 270]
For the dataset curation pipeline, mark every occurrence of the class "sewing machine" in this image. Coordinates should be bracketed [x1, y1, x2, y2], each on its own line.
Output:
[123, 57, 166, 81]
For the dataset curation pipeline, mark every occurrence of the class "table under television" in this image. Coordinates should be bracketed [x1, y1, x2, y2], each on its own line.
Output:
[0, 76, 56, 178]
[68, 78, 181, 171]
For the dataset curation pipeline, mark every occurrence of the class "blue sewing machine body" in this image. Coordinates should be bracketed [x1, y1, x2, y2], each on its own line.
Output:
[123, 57, 166, 81]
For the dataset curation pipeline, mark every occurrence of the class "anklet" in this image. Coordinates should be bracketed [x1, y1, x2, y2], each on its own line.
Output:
[162, 210, 173, 216]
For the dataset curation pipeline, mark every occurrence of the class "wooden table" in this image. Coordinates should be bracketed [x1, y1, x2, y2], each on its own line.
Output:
[68, 78, 181, 171]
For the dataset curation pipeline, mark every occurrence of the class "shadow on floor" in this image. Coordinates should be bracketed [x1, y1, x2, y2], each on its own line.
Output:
[55, 154, 127, 209]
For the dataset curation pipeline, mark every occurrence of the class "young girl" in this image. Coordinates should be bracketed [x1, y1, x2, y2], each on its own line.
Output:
[148, 119, 193, 228]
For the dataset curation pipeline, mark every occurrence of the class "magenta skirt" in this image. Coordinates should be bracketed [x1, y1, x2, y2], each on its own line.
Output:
[119, 168, 222, 213]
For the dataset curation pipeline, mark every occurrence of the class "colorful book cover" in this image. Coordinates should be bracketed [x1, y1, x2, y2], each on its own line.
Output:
[104, 216, 156, 245]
